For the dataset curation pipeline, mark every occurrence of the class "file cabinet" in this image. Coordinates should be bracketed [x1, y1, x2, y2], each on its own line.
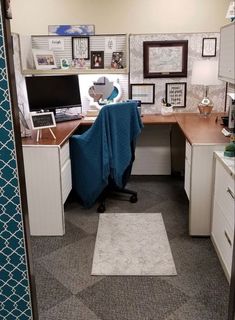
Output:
[23, 141, 72, 235]
[184, 140, 225, 235]
[211, 152, 235, 280]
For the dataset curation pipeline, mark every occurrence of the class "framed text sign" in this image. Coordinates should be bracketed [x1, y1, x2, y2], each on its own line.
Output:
[165, 82, 187, 108]
[143, 40, 188, 78]
[30, 112, 56, 130]
[202, 38, 217, 57]
[72, 36, 90, 60]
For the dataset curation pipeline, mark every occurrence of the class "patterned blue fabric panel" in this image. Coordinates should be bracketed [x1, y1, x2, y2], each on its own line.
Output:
[0, 6, 32, 320]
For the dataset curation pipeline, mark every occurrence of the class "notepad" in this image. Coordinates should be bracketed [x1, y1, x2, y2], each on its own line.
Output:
[83, 116, 97, 121]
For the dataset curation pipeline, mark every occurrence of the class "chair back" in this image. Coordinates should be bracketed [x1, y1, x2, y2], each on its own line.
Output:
[70, 101, 143, 207]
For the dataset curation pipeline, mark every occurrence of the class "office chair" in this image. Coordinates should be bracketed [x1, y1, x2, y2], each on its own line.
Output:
[70, 101, 143, 212]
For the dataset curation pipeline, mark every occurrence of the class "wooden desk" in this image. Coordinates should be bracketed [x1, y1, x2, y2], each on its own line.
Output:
[175, 113, 228, 145]
[22, 119, 82, 147]
[22, 113, 229, 236]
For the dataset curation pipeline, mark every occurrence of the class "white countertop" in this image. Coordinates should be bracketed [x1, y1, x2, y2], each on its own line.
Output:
[214, 151, 235, 178]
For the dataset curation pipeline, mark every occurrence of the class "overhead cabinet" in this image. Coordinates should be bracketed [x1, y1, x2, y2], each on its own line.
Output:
[219, 22, 235, 84]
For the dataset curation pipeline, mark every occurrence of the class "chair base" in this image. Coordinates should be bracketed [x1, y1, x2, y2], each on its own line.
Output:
[97, 188, 138, 213]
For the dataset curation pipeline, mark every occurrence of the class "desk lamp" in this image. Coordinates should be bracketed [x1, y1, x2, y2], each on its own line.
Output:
[191, 60, 221, 116]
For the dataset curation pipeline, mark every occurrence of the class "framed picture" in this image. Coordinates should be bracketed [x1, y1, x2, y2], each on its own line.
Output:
[72, 36, 90, 60]
[143, 40, 188, 78]
[111, 52, 124, 69]
[130, 84, 155, 104]
[91, 51, 104, 69]
[202, 38, 217, 57]
[48, 24, 95, 36]
[165, 82, 187, 108]
[32, 49, 57, 70]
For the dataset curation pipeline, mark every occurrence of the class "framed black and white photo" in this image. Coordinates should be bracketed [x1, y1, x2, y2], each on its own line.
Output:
[130, 84, 155, 104]
[165, 82, 187, 108]
[202, 38, 217, 57]
[91, 51, 104, 69]
[143, 40, 188, 78]
[72, 36, 90, 60]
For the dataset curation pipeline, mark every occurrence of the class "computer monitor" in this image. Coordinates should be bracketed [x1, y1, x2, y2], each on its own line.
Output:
[25, 75, 81, 112]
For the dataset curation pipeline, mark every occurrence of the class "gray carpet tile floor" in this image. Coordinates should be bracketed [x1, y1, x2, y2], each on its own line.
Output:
[30, 176, 230, 320]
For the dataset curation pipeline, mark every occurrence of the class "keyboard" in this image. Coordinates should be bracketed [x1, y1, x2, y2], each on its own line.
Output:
[55, 114, 82, 123]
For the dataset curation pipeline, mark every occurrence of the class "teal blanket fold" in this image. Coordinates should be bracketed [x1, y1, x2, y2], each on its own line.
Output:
[70, 102, 143, 208]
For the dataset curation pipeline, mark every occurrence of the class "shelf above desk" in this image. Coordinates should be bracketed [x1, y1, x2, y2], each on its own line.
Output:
[22, 67, 129, 76]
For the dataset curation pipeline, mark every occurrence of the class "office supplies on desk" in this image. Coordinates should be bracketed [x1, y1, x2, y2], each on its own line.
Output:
[222, 128, 231, 137]
[83, 116, 97, 121]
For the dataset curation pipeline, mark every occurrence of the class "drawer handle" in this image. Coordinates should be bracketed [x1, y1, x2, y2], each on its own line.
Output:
[227, 187, 235, 200]
[224, 231, 232, 246]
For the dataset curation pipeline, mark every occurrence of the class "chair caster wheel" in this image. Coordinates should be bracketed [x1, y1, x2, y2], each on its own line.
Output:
[130, 194, 138, 203]
[97, 204, 105, 213]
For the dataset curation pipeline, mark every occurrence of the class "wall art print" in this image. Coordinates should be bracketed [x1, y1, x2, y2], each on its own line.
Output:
[48, 24, 95, 36]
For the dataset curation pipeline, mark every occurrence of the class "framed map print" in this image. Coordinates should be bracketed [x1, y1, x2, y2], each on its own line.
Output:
[143, 40, 188, 78]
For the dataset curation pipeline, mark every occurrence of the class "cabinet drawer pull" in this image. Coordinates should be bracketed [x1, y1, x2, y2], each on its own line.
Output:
[227, 187, 235, 200]
[224, 231, 232, 246]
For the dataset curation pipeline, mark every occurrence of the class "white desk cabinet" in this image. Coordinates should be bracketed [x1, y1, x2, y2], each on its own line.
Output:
[23, 141, 72, 236]
[211, 152, 235, 280]
[184, 140, 225, 236]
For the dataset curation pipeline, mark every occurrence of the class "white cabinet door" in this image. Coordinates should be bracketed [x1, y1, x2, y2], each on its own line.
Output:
[189, 144, 225, 236]
[219, 22, 235, 84]
[211, 158, 235, 280]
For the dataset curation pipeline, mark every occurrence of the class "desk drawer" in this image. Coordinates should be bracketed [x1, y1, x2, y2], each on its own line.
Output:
[60, 142, 70, 167]
[212, 200, 234, 278]
[214, 160, 235, 227]
[61, 159, 72, 204]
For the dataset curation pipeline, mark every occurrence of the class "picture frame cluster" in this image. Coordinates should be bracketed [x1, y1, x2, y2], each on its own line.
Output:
[33, 35, 125, 71]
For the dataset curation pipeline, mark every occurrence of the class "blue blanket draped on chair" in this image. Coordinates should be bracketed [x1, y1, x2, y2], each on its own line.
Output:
[70, 101, 143, 208]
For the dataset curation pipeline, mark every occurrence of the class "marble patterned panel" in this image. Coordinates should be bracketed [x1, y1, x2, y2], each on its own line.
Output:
[130, 32, 226, 114]
[92, 213, 177, 276]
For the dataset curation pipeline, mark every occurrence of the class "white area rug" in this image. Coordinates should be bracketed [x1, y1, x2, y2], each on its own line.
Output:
[91, 213, 177, 276]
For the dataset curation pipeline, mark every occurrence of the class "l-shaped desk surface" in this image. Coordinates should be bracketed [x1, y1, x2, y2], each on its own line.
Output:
[22, 113, 229, 147]
[22, 112, 230, 236]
